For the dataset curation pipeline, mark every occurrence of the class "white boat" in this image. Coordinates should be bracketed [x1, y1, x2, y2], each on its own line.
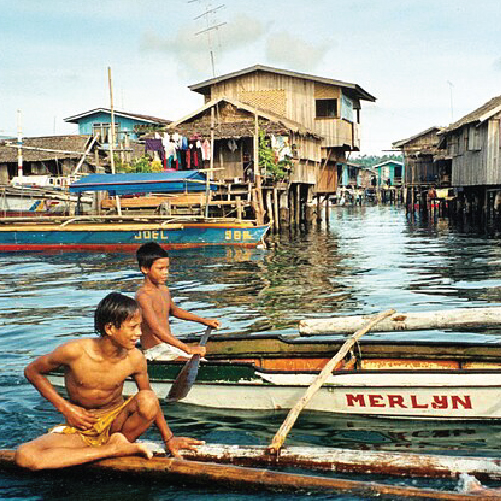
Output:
[47, 333, 501, 419]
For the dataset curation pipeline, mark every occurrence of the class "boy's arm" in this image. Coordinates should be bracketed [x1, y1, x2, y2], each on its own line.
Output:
[24, 342, 96, 430]
[170, 302, 221, 329]
[133, 354, 204, 456]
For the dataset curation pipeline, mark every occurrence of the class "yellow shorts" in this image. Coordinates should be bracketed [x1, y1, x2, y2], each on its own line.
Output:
[49, 397, 132, 447]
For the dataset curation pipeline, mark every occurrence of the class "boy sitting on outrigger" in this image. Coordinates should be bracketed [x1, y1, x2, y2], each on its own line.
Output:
[16, 292, 203, 470]
[135, 242, 220, 361]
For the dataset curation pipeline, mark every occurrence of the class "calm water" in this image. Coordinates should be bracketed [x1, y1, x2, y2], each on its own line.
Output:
[3, 205, 501, 499]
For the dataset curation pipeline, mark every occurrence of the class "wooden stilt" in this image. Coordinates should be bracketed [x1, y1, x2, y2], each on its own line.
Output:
[273, 188, 278, 231]
[295, 184, 301, 226]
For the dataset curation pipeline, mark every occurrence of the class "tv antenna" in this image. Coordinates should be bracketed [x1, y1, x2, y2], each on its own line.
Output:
[189, 1, 226, 77]
[447, 80, 454, 122]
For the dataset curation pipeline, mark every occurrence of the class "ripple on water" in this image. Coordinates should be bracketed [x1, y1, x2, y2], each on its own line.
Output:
[3, 207, 501, 498]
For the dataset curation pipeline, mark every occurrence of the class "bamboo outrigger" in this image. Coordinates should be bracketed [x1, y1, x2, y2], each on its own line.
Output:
[0, 449, 498, 500]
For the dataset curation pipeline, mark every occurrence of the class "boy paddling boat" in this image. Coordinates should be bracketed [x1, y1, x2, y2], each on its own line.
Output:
[135, 242, 220, 361]
[16, 292, 203, 470]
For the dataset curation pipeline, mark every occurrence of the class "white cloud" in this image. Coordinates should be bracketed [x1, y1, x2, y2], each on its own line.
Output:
[265, 31, 332, 72]
[140, 13, 269, 80]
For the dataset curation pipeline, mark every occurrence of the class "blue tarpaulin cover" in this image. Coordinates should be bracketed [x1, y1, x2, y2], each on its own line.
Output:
[70, 171, 217, 195]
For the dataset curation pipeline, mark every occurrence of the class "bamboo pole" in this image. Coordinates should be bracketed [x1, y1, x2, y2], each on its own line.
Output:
[183, 443, 501, 481]
[16, 109, 23, 178]
[108, 66, 121, 216]
[300, 307, 501, 335]
[206, 107, 214, 219]
[268, 309, 395, 453]
[0, 450, 489, 500]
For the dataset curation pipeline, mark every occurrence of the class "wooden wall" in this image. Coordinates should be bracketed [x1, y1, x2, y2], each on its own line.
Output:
[208, 72, 360, 150]
[451, 116, 501, 186]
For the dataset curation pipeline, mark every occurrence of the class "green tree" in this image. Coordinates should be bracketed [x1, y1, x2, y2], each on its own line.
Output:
[258, 130, 292, 181]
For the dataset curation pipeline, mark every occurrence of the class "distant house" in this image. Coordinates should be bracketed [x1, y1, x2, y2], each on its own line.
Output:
[372, 160, 404, 203]
[64, 108, 171, 144]
[393, 127, 446, 187]
[0, 135, 104, 184]
[437, 95, 501, 188]
[373, 160, 404, 187]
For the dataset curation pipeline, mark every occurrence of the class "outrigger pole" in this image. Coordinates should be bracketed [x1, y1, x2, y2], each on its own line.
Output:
[268, 309, 396, 454]
[0, 450, 494, 500]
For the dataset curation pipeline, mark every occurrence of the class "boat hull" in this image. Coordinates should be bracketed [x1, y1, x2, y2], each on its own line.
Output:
[0, 222, 269, 251]
[47, 365, 501, 419]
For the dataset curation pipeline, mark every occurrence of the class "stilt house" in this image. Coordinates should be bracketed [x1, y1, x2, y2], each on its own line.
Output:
[170, 64, 375, 226]
[435, 95, 501, 213]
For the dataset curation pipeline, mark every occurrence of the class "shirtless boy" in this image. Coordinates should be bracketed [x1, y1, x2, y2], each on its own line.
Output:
[135, 242, 220, 361]
[16, 292, 203, 470]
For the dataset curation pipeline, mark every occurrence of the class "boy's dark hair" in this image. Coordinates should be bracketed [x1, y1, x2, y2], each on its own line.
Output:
[94, 292, 139, 337]
[136, 242, 169, 270]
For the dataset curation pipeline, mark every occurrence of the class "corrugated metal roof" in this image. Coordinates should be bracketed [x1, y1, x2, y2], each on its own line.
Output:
[70, 171, 217, 194]
[393, 126, 444, 148]
[188, 64, 376, 102]
[440, 95, 501, 134]
[64, 108, 171, 125]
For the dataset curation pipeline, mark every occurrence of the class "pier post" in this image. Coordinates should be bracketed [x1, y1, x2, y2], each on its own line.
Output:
[295, 184, 301, 226]
[305, 185, 314, 226]
[279, 190, 289, 228]
[273, 188, 279, 231]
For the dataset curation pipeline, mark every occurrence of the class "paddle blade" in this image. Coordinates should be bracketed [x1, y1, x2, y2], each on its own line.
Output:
[166, 326, 212, 402]
[166, 356, 201, 402]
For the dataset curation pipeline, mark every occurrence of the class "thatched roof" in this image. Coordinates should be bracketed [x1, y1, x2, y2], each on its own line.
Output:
[0, 135, 92, 163]
[440, 95, 501, 134]
[168, 97, 323, 139]
[189, 64, 376, 102]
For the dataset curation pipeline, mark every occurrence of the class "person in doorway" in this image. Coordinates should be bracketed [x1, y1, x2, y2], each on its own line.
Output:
[15, 292, 203, 470]
[135, 242, 220, 362]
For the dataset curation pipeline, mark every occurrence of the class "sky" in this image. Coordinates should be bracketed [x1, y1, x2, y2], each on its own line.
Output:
[0, 0, 500, 155]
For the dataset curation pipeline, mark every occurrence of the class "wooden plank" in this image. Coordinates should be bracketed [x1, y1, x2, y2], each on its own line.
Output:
[183, 444, 501, 481]
[0, 450, 491, 499]
[300, 307, 501, 335]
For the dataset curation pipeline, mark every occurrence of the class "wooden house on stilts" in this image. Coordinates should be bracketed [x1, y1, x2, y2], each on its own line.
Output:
[170, 65, 375, 228]
[436, 95, 501, 216]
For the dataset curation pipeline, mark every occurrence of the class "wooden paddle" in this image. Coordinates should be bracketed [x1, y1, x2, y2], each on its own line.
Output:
[166, 326, 212, 402]
[267, 309, 396, 454]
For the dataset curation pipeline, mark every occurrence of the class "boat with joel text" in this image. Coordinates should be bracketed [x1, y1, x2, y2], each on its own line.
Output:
[0, 171, 269, 251]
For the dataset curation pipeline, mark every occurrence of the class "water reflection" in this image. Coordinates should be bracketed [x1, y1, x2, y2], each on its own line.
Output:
[4, 206, 501, 498]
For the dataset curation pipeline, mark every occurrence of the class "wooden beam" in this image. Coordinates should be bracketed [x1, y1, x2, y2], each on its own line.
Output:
[183, 443, 501, 481]
[300, 307, 501, 335]
[0, 450, 492, 499]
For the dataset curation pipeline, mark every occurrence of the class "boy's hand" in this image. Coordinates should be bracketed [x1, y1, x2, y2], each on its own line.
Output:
[203, 319, 220, 329]
[167, 436, 205, 458]
[187, 346, 206, 357]
[63, 402, 97, 430]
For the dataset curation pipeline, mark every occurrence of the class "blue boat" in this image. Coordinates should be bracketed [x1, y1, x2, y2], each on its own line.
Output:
[0, 171, 269, 251]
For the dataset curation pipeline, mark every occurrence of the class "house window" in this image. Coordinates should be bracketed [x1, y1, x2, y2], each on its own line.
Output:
[316, 99, 337, 118]
[93, 122, 119, 143]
